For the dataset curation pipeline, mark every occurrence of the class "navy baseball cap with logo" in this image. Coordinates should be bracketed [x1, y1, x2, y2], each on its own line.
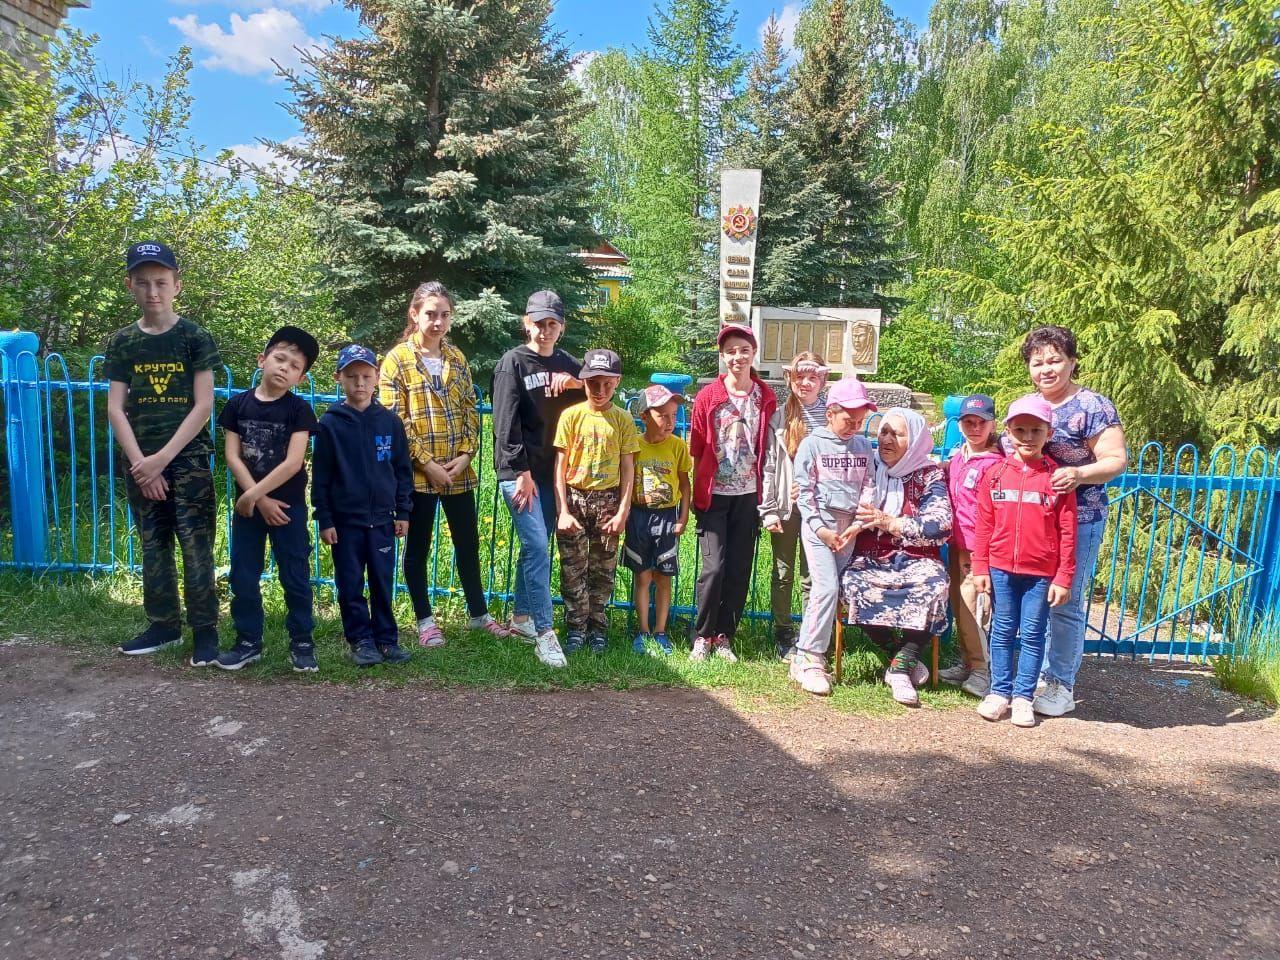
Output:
[336, 344, 378, 372]
[580, 348, 622, 379]
[960, 394, 996, 421]
[525, 290, 565, 323]
[125, 241, 179, 273]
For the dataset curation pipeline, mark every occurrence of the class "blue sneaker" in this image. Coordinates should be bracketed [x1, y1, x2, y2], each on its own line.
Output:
[632, 632, 651, 654]
[351, 641, 383, 667]
[563, 632, 585, 654]
[216, 638, 262, 671]
[588, 633, 608, 655]
[652, 632, 674, 655]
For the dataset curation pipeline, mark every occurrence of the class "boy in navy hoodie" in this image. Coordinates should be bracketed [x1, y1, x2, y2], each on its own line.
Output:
[312, 345, 414, 666]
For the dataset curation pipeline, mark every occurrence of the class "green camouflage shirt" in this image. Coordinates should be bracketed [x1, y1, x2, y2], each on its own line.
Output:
[103, 318, 222, 457]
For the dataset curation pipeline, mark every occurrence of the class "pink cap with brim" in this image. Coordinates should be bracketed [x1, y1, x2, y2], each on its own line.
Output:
[825, 377, 878, 412]
[717, 323, 757, 348]
[1005, 394, 1054, 425]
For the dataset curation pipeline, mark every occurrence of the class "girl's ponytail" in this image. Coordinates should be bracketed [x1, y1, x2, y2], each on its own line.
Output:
[783, 350, 827, 459]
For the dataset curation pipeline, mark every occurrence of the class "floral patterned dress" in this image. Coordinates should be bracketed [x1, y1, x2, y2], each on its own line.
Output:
[841, 464, 953, 635]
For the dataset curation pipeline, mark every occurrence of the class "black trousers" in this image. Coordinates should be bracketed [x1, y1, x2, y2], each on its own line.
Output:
[330, 522, 397, 646]
[694, 493, 760, 639]
[403, 489, 487, 620]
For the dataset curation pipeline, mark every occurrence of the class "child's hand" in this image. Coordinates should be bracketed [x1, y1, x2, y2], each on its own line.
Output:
[673, 519, 687, 535]
[972, 574, 991, 595]
[557, 512, 583, 535]
[765, 521, 783, 534]
[424, 460, 452, 490]
[394, 519, 410, 538]
[130, 453, 167, 488]
[816, 527, 840, 550]
[320, 527, 338, 545]
[139, 475, 169, 501]
[1047, 584, 1071, 607]
[601, 510, 627, 537]
[444, 453, 472, 481]
[234, 491, 258, 518]
[258, 497, 290, 526]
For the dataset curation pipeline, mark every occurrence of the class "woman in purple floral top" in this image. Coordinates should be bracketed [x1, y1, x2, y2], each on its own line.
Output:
[1021, 326, 1128, 718]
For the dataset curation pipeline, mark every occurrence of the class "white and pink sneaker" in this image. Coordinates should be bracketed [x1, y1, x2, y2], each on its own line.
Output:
[418, 622, 446, 647]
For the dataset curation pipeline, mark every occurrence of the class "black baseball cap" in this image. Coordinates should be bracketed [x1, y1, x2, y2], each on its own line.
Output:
[125, 241, 179, 273]
[960, 394, 996, 421]
[580, 348, 622, 379]
[526, 290, 565, 323]
[265, 325, 320, 371]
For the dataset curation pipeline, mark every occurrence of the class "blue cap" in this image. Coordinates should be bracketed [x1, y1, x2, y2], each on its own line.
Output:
[337, 344, 377, 372]
[125, 241, 179, 272]
[960, 394, 996, 421]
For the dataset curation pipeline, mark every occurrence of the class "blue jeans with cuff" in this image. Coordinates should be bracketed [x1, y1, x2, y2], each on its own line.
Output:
[988, 569, 1051, 701]
[499, 476, 557, 634]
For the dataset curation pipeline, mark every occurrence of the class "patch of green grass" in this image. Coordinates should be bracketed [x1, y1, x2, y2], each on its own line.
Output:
[0, 571, 967, 717]
[1213, 639, 1280, 708]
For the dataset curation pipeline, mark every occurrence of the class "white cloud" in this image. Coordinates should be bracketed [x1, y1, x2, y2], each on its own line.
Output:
[169, 0, 333, 11]
[759, 4, 802, 56]
[223, 135, 307, 182]
[570, 50, 599, 87]
[170, 8, 322, 79]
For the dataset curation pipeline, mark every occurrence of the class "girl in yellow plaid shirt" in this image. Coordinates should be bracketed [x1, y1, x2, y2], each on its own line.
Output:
[378, 281, 510, 646]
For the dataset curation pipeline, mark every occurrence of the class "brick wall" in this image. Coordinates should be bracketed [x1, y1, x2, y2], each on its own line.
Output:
[0, 1, 88, 67]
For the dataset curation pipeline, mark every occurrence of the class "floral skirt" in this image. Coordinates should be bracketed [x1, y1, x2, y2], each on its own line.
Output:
[840, 551, 949, 636]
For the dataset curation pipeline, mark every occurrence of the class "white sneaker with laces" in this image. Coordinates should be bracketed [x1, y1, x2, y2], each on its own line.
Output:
[712, 636, 738, 663]
[977, 693, 1011, 721]
[1033, 679, 1075, 716]
[1011, 697, 1037, 727]
[689, 637, 711, 662]
[938, 663, 970, 685]
[509, 618, 539, 643]
[789, 652, 832, 696]
[961, 668, 991, 698]
[534, 630, 566, 668]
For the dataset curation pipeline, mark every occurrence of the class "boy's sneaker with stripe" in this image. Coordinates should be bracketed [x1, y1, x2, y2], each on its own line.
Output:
[588, 633, 608, 655]
[190, 628, 221, 667]
[119, 624, 181, 656]
[290, 640, 319, 673]
[216, 638, 262, 671]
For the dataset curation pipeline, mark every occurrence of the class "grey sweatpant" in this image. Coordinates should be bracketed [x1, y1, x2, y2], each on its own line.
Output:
[796, 510, 858, 656]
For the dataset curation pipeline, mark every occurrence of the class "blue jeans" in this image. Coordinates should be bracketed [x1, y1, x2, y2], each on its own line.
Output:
[229, 505, 313, 646]
[500, 476, 557, 633]
[330, 522, 398, 646]
[989, 569, 1050, 701]
[1044, 517, 1107, 689]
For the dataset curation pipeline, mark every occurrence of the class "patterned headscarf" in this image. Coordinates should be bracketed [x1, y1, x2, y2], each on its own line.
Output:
[871, 408, 934, 518]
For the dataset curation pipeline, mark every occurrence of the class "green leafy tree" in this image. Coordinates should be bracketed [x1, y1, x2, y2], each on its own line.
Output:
[282, 0, 598, 371]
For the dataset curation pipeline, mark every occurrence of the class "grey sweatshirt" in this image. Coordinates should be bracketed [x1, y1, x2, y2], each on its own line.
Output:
[793, 427, 876, 534]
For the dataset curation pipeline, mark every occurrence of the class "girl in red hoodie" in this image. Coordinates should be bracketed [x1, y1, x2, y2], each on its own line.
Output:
[688, 324, 778, 662]
[971, 395, 1077, 727]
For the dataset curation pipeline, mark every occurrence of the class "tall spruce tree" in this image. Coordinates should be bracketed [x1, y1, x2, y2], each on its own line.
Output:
[788, 0, 905, 309]
[281, 0, 597, 368]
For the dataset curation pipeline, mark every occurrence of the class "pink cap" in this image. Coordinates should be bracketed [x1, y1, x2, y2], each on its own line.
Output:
[826, 377, 878, 412]
[1004, 394, 1054, 425]
[717, 323, 757, 349]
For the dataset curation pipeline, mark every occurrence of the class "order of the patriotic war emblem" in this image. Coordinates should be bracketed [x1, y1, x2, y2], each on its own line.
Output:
[722, 205, 757, 241]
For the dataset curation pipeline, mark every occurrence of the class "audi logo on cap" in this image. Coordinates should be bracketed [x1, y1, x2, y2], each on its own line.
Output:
[136, 243, 162, 255]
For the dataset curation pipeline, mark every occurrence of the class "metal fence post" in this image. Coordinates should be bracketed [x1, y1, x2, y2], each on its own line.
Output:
[0, 330, 49, 566]
[1246, 463, 1280, 632]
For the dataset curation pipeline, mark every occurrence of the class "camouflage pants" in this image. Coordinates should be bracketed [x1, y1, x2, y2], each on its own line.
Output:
[556, 486, 621, 635]
[124, 452, 218, 631]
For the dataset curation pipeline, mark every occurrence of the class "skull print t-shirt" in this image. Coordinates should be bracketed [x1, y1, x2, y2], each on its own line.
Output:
[218, 388, 318, 507]
[103, 317, 222, 457]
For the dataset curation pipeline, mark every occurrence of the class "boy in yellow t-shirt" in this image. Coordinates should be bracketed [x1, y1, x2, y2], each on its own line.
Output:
[554, 349, 639, 654]
[624, 385, 692, 655]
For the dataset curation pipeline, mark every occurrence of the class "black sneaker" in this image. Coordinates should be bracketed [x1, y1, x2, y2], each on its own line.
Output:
[190, 627, 221, 667]
[587, 633, 608, 655]
[775, 635, 796, 661]
[119, 624, 181, 656]
[290, 640, 318, 673]
[216, 638, 262, 671]
[351, 641, 383, 667]
[563, 631, 585, 654]
[377, 643, 412, 665]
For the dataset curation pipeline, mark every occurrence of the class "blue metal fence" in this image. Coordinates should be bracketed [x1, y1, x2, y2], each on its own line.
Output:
[3, 346, 1279, 660]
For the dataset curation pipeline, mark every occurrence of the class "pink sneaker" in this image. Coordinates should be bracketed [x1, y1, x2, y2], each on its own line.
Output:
[884, 668, 919, 706]
[418, 623, 446, 647]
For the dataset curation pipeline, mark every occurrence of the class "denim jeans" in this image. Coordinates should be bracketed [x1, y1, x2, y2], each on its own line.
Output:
[499, 476, 556, 633]
[228, 504, 313, 646]
[989, 569, 1050, 701]
[1044, 517, 1107, 689]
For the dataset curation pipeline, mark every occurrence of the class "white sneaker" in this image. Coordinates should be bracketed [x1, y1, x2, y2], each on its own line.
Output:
[977, 693, 1011, 721]
[1011, 697, 1037, 727]
[712, 636, 738, 663]
[1033, 680, 1075, 716]
[789, 652, 832, 696]
[938, 663, 970, 685]
[533, 630, 566, 668]
[689, 637, 711, 662]
[509, 617, 539, 643]
[961, 668, 991, 698]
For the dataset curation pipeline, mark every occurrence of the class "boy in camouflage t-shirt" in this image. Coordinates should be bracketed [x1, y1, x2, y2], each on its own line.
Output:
[105, 241, 223, 665]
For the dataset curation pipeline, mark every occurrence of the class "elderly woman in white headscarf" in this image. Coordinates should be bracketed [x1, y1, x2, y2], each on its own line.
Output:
[842, 408, 953, 706]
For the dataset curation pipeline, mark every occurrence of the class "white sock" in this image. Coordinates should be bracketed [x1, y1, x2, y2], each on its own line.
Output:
[417, 616, 436, 631]
[468, 613, 493, 628]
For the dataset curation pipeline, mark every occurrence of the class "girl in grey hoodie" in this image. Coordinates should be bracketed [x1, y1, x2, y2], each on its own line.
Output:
[789, 377, 879, 696]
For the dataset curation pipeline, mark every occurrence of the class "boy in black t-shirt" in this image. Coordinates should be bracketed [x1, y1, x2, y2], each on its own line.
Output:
[217, 326, 321, 671]
[106, 241, 223, 665]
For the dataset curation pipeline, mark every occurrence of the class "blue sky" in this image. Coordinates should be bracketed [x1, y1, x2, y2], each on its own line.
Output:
[66, 0, 931, 170]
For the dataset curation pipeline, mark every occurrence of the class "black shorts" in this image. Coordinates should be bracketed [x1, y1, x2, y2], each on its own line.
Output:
[623, 505, 681, 576]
